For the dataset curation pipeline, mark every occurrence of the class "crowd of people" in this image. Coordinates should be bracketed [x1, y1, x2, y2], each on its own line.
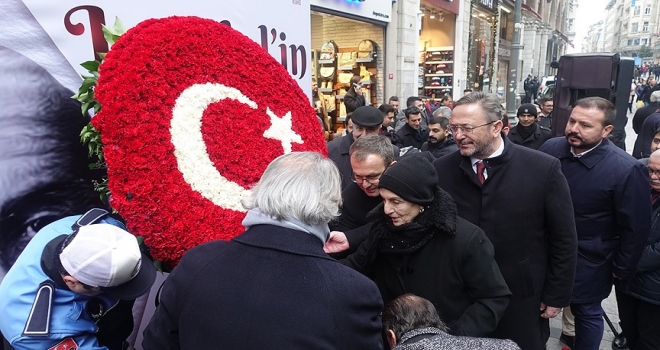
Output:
[2, 87, 660, 350]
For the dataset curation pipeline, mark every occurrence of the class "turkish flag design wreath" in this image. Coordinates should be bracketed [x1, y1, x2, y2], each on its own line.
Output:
[93, 16, 327, 267]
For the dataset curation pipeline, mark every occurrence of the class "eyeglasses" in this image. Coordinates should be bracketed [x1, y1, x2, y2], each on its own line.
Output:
[648, 167, 660, 176]
[351, 172, 384, 185]
[448, 120, 497, 134]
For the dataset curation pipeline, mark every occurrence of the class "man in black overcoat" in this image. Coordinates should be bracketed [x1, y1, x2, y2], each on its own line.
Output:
[433, 92, 578, 350]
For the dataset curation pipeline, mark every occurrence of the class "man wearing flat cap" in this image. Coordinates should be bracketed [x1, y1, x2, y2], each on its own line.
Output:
[0, 209, 156, 350]
[328, 106, 400, 190]
[508, 103, 552, 150]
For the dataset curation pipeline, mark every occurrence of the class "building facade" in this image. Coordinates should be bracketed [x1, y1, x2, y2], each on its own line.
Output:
[600, 0, 660, 63]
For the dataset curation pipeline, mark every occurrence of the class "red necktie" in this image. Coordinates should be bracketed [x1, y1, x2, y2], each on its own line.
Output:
[476, 161, 486, 184]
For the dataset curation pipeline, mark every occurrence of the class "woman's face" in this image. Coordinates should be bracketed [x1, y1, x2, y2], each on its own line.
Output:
[380, 188, 421, 226]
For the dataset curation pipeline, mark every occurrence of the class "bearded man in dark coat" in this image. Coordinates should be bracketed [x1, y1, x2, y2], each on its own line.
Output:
[433, 92, 578, 350]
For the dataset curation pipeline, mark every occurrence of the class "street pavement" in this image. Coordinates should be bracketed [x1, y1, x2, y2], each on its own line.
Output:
[545, 108, 638, 350]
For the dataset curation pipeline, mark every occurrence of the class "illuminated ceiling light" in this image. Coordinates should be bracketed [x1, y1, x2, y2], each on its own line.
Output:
[439, 12, 445, 22]
[430, 11, 436, 19]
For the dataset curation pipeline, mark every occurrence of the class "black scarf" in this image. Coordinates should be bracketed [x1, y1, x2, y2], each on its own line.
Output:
[377, 219, 434, 255]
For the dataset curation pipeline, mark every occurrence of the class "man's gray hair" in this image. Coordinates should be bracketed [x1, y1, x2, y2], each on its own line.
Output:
[349, 135, 394, 167]
[651, 91, 660, 103]
[382, 294, 448, 342]
[454, 91, 502, 123]
[243, 152, 342, 225]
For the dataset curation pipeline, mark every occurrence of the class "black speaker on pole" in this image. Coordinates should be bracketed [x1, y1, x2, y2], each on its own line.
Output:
[551, 53, 634, 150]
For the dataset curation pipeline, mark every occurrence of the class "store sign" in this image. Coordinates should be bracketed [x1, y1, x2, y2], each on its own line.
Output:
[310, 0, 392, 22]
[499, 39, 511, 58]
[476, 0, 499, 13]
[2, 0, 312, 92]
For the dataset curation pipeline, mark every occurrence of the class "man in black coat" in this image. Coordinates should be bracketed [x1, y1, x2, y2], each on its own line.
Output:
[539, 97, 650, 350]
[396, 107, 429, 149]
[614, 149, 660, 350]
[632, 90, 660, 158]
[642, 77, 660, 105]
[326, 135, 395, 257]
[433, 92, 578, 350]
[328, 106, 399, 190]
[142, 152, 384, 349]
[421, 116, 458, 158]
[508, 103, 552, 150]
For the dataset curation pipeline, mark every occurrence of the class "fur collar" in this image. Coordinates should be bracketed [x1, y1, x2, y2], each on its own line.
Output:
[367, 186, 457, 236]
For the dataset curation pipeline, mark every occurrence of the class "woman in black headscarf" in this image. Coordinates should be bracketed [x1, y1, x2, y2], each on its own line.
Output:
[343, 154, 511, 337]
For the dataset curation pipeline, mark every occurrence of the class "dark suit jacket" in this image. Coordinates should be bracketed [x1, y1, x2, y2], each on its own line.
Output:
[142, 225, 384, 350]
[540, 138, 651, 303]
[433, 136, 577, 350]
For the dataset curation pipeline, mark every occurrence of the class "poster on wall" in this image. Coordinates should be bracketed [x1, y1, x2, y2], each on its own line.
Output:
[0, 0, 311, 281]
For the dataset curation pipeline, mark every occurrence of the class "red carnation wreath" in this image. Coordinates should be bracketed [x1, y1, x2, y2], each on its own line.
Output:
[93, 16, 326, 267]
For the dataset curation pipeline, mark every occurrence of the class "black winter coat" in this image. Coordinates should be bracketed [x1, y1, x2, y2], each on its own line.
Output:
[396, 123, 429, 149]
[142, 225, 384, 350]
[421, 137, 458, 158]
[507, 123, 552, 150]
[329, 182, 381, 257]
[433, 136, 577, 350]
[616, 201, 660, 306]
[343, 187, 511, 337]
[343, 89, 366, 115]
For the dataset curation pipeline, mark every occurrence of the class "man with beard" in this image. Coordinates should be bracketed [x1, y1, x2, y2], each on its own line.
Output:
[539, 97, 650, 350]
[324, 135, 395, 257]
[508, 103, 552, 150]
[433, 92, 577, 350]
[0, 46, 105, 281]
[396, 107, 429, 149]
[421, 117, 457, 158]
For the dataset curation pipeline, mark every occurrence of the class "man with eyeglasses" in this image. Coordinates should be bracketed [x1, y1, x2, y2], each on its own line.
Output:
[325, 135, 395, 257]
[539, 97, 650, 350]
[433, 92, 578, 350]
[328, 106, 399, 190]
[507, 103, 552, 150]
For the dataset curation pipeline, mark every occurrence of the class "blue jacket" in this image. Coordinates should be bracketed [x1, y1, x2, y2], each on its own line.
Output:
[0, 215, 124, 350]
[539, 138, 651, 303]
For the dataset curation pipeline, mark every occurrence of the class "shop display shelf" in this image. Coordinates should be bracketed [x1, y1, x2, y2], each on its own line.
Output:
[425, 60, 453, 64]
[318, 59, 334, 64]
[355, 58, 374, 63]
[424, 86, 452, 89]
[337, 65, 354, 70]
[336, 94, 345, 99]
[319, 88, 334, 93]
[425, 73, 453, 77]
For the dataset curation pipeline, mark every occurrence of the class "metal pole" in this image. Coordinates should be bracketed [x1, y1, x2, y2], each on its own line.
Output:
[506, 0, 523, 123]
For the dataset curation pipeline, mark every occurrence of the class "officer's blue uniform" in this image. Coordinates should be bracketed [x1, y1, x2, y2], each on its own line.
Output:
[0, 213, 125, 350]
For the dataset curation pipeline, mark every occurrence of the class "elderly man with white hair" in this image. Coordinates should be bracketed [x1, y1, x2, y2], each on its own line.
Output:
[143, 152, 384, 350]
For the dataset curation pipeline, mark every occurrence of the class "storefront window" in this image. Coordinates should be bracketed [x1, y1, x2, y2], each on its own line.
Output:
[468, 14, 493, 91]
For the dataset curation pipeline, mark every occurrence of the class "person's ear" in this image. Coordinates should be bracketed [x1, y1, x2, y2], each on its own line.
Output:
[388, 161, 397, 168]
[386, 329, 397, 349]
[62, 275, 78, 290]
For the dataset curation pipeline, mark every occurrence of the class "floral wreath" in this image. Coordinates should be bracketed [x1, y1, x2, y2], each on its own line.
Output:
[90, 16, 326, 267]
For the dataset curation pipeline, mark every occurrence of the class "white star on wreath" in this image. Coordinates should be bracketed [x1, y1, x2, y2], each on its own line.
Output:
[263, 108, 303, 154]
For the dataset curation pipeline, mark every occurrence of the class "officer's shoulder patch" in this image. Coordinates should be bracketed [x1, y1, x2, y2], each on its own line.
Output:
[48, 337, 79, 350]
[22, 280, 55, 336]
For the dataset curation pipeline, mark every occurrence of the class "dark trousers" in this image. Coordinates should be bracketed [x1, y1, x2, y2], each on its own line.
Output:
[571, 301, 604, 350]
[616, 289, 660, 350]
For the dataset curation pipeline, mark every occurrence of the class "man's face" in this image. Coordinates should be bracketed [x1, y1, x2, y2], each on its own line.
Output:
[428, 123, 448, 144]
[518, 113, 536, 127]
[649, 155, 660, 192]
[352, 123, 380, 140]
[564, 106, 613, 153]
[389, 100, 400, 113]
[652, 132, 660, 153]
[651, 78, 657, 87]
[312, 82, 318, 93]
[540, 101, 553, 115]
[382, 112, 395, 128]
[407, 113, 422, 130]
[450, 103, 501, 159]
[350, 154, 387, 197]
[414, 100, 424, 111]
[346, 118, 354, 134]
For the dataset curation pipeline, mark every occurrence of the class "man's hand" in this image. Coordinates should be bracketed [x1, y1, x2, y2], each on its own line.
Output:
[324, 231, 349, 254]
[539, 302, 561, 319]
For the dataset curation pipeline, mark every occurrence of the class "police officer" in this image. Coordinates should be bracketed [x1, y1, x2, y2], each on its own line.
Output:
[0, 209, 156, 350]
[508, 103, 553, 150]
